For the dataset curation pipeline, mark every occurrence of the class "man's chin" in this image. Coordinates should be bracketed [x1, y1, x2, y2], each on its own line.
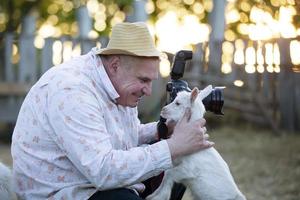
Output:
[127, 100, 139, 108]
[120, 96, 141, 107]
[128, 105, 138, 108]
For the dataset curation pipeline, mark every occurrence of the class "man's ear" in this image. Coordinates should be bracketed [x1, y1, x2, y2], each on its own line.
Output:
[105, 56, 121, 75]
[190, 87, 199, 103]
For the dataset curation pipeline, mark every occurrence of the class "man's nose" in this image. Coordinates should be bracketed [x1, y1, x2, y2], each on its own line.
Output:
[142, 83, 152, 96]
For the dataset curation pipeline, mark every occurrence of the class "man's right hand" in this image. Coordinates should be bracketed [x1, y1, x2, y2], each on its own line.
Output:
[166, 108, 214, 161]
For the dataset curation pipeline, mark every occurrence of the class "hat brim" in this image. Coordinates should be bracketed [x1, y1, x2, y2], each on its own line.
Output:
[95, 48, 160, 58]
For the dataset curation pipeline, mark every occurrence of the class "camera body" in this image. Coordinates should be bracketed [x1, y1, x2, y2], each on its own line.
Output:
[166, 50, 224, 114]
[158, 50, 224, 139]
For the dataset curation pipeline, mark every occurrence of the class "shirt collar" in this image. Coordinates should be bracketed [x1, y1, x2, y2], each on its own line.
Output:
[90, 48, 120, 103]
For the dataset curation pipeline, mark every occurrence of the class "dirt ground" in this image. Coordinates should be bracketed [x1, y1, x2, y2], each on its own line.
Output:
[1, 126, 300, 200]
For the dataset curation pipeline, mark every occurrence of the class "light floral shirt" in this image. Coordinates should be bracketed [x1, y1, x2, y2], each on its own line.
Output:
[11, 48, 172, 200]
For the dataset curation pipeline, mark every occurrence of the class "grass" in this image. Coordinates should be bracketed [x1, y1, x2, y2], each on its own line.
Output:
[208, 126, 300, 200]
[1, 125, 300, 200]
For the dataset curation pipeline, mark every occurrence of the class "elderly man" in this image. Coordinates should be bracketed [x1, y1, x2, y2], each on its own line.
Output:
[11, 22, 213, 200]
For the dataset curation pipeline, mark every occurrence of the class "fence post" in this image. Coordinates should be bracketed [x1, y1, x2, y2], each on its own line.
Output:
[294, 72, 300, 131]
[41, 38, 54, 74]
[208, 0, 226, 75]
[76, 6, 92, 38]
[99, 37, 109, 48]
[278, 39, 296, 131]
[190, 43, 204, 88]
[76, 6, 94, 53]
[261, 42, 275, 102]
[4, 33, 14, 82]
[19, 14, 37, 83]
[1, 33, 15, 122]
[126, 0, 148, 22]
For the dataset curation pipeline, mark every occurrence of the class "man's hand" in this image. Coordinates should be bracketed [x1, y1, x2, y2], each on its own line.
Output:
[165, 120, 176, 138]
[166, 108, 214, 160]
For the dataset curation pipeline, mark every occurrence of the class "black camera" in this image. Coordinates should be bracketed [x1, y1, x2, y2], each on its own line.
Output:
[167, 50, 224, 114]
[158, 50, 224, 139]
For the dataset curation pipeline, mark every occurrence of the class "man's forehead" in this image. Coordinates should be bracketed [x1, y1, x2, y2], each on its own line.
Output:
[135, 60, 159, 79]
[137, 71, 158, 81]
[138, 74, 158, 81]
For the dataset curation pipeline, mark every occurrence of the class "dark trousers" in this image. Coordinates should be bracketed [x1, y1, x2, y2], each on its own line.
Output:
[88, 188, 144, 200]
[88, 173, 165, 200]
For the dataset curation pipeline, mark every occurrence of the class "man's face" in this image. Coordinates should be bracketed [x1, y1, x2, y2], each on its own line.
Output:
[112, 56, 159, 107]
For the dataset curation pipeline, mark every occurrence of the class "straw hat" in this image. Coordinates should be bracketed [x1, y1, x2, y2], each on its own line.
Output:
[95, 22, 160, 57]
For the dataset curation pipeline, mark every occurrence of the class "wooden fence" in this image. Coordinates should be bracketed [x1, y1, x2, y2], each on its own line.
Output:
[0, 33, 108, 122]
[0, 34, 300, 133]
[184, 40, 300, 133]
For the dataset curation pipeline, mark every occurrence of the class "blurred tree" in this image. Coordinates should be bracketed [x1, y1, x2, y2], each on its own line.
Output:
[0, 0, 133, 36]
[0, 0, 299, 40]
[148, 0, 300, 41]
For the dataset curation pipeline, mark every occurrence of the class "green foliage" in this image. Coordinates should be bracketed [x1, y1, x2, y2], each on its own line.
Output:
[0, 0, 40, 32]
[0, 0, 299, 39]
[0, 0, 134, 35]
[114, 0, 134, 7]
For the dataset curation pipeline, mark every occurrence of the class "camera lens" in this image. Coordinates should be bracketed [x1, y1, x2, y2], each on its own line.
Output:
[202, 88, 224, 115]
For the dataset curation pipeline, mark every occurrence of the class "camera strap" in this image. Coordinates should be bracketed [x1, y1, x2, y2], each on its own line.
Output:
[157, 116, 169, 140]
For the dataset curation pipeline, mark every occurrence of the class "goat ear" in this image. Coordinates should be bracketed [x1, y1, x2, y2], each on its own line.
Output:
[190, 87, 199, 103]
[199, 85, 213, 100]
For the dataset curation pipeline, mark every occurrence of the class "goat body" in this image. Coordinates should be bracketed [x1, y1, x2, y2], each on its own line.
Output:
[146, 85, 246, 200]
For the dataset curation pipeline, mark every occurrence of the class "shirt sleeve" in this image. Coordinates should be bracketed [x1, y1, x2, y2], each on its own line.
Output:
[135, 117, 159, 145]
[47, 83, 173, 190]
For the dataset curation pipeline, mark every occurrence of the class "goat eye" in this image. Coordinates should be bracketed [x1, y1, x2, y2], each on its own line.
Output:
[175, 102, 180, 106]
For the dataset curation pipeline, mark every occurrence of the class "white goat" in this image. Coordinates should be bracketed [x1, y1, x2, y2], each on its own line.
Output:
[146, 85, 246, 200]
[0, 162, 16, 200]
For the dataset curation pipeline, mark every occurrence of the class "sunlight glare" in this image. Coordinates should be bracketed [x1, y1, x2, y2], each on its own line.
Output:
[226, 8, 240, 24]
[256, 47, 264, 73]
[279, 6, 297, 38]
[234, 39, 245, 65]
[34, 35, 45, 49]
[193, 2, 205, 14]
[87, 0, 99, 15]
[257, 65, 264, 73]
[248, 24, 273, 41]
[234, 80, 244, 87]
[182, 15, 210, 44]
[12, 44, 18, 56]
[159, 54, 171, 78]
[88, 30, 99, 39]
[237, 23, 249, 35]
[222, 41, 234, 73]
[267, 65, 274, 73]
[52, 40, 62, 65]
[38, 24, 56, 38]
[274, 65, 280, 73]
[290, 40, 300, 65]
[221, 63, 232, 74]
[245, 46, 256, 73]
[145, 1, 155, 14]
[72, 44, 81, 57]
[63, 41, 73, 62]
[155, 11, 210, 54]
[224, 29, 236, 41]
